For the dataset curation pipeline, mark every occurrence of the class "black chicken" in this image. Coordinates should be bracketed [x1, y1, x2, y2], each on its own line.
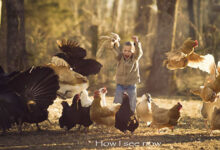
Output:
[54, 40, 102, 76]
[59, 95, 79, 131]
[0, 66, 59, 134]
[115, 92, 139, 134]
[59, 94, 92, 132]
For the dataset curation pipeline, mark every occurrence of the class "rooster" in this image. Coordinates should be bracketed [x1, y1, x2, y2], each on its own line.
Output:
[115, 92, 139, 133]
[164, 38, 213, 73]
[0, 66, 59, 134]
[48, 39, 102, 99]
[191, 59, 220, 102]
[136, 93, 153, 125]
[150, 102, 182, 132]
[90, 90, 121, 126]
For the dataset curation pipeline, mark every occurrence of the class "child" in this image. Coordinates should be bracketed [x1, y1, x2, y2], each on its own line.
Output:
[111, 36, 143, 112]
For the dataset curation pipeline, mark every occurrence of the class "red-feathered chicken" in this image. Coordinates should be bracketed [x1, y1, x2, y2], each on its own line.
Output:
[191, 59, 220, 102]
[90, 90, 120, 126]
[150, 102, 182, 132]
[164, 38, 213, 73]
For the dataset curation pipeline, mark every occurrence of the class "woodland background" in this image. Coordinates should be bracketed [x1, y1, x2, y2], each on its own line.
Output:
[0, 0, 220, 96]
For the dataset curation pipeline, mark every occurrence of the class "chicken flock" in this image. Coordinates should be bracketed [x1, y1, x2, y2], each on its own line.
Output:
[0, 34, 220, 137]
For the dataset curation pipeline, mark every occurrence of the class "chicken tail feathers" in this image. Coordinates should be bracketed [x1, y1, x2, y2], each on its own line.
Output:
[8, 66, 60, 109]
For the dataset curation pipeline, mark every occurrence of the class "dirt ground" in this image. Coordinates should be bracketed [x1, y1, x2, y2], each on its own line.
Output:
[1, 96, 220, 150]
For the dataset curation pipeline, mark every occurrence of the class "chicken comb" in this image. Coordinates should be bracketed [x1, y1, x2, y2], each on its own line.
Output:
[177, 102, 182, 107]
[94, 90, 100, 96]
[194, 40, 198, 46]
[74, 94, 80, 100]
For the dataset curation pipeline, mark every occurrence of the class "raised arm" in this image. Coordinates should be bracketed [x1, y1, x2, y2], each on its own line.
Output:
[132, 36, 143, 60]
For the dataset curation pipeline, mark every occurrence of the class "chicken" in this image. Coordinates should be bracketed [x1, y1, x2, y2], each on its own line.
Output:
[115, 92, 139, 133]
[191, 59, 220, 102]
[150, 102, 182, 132]
[99, 87, 107, 107]
[80, 89, 93, 107]
[90, 90, 121, 126]
[79, 87, 107, 107]
[0, 66, 59, 134]
[48, 64, 89, 99]
[59, 94, 93, 132]
[210, 106, 220, 131]
[59, 94, 81, 131]
[136, 93, 153, 125]
[96, 33, 120, 58]
[164, 38, 213, 73]
[48, 39, 102, 99]
[199, 95, 220, 132]
[54, 40, 102, 76]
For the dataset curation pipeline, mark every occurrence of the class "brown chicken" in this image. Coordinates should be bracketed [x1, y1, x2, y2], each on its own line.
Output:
[200, 96, 220, 131]
[150, 102, 182, 132]
[191, 59, 220, 102]
[164, 38, 213, 73]
[90, 90, 121, 126]
[210, 106, 220, 132]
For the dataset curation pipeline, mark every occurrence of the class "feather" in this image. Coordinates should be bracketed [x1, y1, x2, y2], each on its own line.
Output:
[187, 54, 215, 74]
[51, 56, 69, 67]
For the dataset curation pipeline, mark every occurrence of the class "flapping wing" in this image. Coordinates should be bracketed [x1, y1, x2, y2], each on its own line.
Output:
[187, 53, 214, 74]
[56, 40, 86, 59]
[166, 51, 186, 61]
[71, 59, 102, 76]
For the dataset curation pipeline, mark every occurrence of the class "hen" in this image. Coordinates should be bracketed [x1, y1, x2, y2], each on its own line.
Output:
[164, 38, 213, 73]
[150, 102, 182, 132]
[0, 66, 59, 134]
[79, 87, 107, 107]
[59, 94, 93, 132]
[136, 93, 153, 125]
[115, 92, 139, 133]
[59, 94, 81, 131]
[49, 40, 102, 99]
[90, 90, 121, 126]
[96, 33, 120, 58]
[53, 40, 102, 76]
[191, 59, 220, 102]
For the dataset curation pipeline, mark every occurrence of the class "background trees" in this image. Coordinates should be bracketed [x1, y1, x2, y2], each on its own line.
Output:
[0, 0, 219, 96]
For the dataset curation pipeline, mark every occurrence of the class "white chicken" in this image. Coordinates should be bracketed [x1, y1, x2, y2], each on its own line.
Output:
[136, 93, 153, 126]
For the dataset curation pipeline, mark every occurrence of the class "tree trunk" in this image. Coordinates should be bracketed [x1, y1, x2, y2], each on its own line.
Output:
[111, 0, 122, 32]
[0, 0, 7, 70]
[146, 0, 179, 95]
[187, 0, 196, 39]
[135, 0, 153, 35]
[6, 0, 27, 72]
